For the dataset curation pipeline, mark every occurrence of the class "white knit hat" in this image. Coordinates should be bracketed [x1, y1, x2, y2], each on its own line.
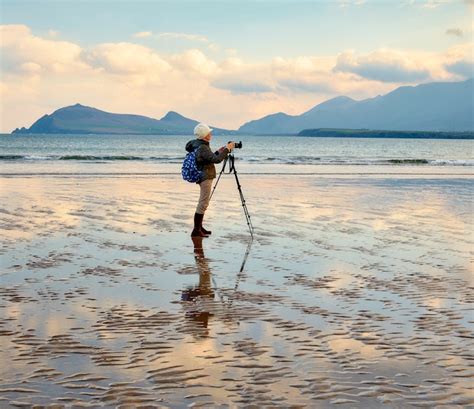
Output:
[194, 123, 213, 139]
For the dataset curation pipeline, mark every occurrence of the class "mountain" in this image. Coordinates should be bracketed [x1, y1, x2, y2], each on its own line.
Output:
[238, 79, 474, 134]
[11, 79, 474, 135]
[12, 104, 235, 135]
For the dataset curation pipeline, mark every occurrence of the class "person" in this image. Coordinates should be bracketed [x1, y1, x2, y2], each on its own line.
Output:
[185, 123, 235, 237]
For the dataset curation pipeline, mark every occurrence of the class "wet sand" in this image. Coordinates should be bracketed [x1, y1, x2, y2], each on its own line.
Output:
[0, 174, 473, 408]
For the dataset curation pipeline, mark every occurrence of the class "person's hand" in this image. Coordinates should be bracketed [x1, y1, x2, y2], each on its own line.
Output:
[226, 142, 235, 151]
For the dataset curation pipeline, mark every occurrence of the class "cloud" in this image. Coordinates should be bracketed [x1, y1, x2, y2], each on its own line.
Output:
[170, 49, 218, 76]
[419, 0, 458, 8]
[156, 32, 210, 43]
[211, 58, 274, 94]
[86, 42, 171, 76]
[133, 31, 153, 38]
[270, 56, 348, 95]
[333, 49, 432, 82]
[0, 24, 87, 74]
[207, 43, 220, 52]
[443, 43, 474, 79]
[446, 28, 463, 37]
[445, 60, 474, 78]
[277, 78, 337, 94]
[1, 24, 472, 132]
[212, 78, 275, 94]
[132, 31, 210, 43]
[20, 62, 42, 74]
[421, 0, 445, 8]
[401, 0, 458, 8]
[210, 55, 385, 98]
[156, 32, 220, 53]
[132, 30, 220, 54]
[338, 0, 366, 8]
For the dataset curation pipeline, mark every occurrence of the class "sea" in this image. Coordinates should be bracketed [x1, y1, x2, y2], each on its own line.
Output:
[0, 133, 473, 176]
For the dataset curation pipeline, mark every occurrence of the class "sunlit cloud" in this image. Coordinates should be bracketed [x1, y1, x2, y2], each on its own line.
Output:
[443, 42, 474, 79]
[333, 49, 433, 83]
[86, 42, 171, 76]
[132, 30, 220, 54]
[133, 31, 153, 38]
[211, 55, 370, 97]
[47, 29, 59, 38]
[156, 32, 210, 43]
[1, 24, 87, 74]
[132, 30, 217, 47]
[170, 48, 218, 77]
[0, 24, 472, 132]
[156, 32, 220, 53]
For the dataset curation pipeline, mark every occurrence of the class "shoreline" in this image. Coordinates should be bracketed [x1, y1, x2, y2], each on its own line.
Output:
[1, 162, 473, 178]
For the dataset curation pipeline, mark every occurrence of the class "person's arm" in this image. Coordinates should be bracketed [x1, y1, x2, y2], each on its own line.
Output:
[198, 144, 231, 164]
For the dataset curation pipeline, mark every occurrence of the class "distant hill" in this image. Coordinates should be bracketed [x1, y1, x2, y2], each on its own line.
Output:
[12, 104, 235, 135]
[298, 128, 474, 139]
[238, 79, 474, 134]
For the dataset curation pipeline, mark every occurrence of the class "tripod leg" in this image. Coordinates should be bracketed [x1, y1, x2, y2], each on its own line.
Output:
[209, 157, 228, 202]
[232, 169, 254, 238]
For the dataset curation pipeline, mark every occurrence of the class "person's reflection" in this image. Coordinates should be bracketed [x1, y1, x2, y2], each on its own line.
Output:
[181, 237, 215, 337]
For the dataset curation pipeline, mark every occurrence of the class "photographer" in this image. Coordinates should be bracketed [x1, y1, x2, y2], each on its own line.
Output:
[186, 123, 235, 237]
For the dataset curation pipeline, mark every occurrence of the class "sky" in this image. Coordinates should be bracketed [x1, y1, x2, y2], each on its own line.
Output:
[0, 0, 473, 132]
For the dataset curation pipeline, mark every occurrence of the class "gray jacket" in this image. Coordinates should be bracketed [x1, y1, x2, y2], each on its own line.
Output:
[185, 139, 229, 182]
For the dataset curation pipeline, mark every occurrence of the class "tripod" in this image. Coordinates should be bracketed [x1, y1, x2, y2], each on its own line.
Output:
[209, 154, 254, 239]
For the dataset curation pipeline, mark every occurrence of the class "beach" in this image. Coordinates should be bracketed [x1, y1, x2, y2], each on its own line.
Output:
[0, 173, 472, 408]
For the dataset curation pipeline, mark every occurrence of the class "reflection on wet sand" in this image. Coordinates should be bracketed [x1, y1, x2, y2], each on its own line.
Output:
[0, 175, 473, 407]
[181, 237, 215, 337]
[180, 237, 254, 340]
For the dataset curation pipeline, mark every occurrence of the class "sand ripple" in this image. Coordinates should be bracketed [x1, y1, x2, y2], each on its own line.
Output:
[0, 175, 472, 407]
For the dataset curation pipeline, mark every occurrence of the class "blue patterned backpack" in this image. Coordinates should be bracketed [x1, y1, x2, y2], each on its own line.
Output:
[182, 150, 203, 183]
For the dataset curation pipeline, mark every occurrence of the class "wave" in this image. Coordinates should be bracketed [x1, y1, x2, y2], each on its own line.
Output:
[59, 155, 144, 160]
[0, 154, 472, 166]
[244, 157, 473, 166]
[0, 155, 25, 160]
[0, 154, 183, 162]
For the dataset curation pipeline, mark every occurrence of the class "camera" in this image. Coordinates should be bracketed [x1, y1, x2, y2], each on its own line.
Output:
[229, 141, 243, 149]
